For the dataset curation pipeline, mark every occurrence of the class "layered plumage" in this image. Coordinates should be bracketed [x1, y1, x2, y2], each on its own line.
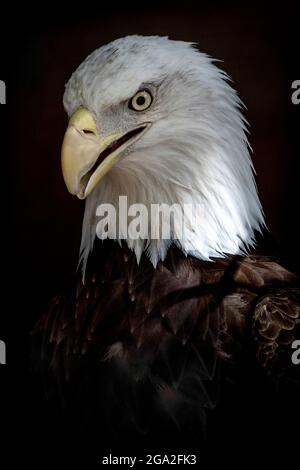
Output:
[34, 240, 300, 439]
[34, 36, 299, 441]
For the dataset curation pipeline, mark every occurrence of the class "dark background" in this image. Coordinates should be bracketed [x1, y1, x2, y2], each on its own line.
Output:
[0, 2, 299, 466]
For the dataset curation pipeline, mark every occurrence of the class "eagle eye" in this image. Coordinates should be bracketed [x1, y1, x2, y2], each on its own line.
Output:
[129, 90, 153, 112]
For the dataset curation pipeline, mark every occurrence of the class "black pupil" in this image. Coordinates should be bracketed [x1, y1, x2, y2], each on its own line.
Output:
[136, 95, 146, 106]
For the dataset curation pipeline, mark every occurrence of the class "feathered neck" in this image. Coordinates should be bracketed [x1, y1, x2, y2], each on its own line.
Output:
[79, 133, 264, 275]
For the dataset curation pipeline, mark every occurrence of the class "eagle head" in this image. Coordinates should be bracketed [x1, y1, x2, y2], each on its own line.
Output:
[61, 35, 265, 270]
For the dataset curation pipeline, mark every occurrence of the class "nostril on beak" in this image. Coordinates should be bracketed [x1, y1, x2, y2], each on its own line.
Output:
[82, 129, 96, 135]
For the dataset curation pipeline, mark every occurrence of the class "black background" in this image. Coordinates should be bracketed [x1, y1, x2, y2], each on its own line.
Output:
[0, 2, 299, 467]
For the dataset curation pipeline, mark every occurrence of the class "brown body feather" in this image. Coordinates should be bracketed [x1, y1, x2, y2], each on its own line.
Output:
[33, 240, 300, 438]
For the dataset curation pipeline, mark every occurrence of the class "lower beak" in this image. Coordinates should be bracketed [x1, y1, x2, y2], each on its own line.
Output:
[61, 107, 149, 199]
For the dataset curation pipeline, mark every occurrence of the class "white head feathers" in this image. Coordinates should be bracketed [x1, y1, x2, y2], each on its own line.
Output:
[63, 35, 265, 270]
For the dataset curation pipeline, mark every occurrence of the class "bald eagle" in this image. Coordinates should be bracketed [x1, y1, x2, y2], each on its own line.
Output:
[34, 36, 300, 444]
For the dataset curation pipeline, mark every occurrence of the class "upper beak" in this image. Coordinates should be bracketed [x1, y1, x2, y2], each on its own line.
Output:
[61, 107, 150, 199]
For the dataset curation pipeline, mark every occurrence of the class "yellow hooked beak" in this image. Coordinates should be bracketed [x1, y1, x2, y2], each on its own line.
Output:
[61, 107, 150, 199]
